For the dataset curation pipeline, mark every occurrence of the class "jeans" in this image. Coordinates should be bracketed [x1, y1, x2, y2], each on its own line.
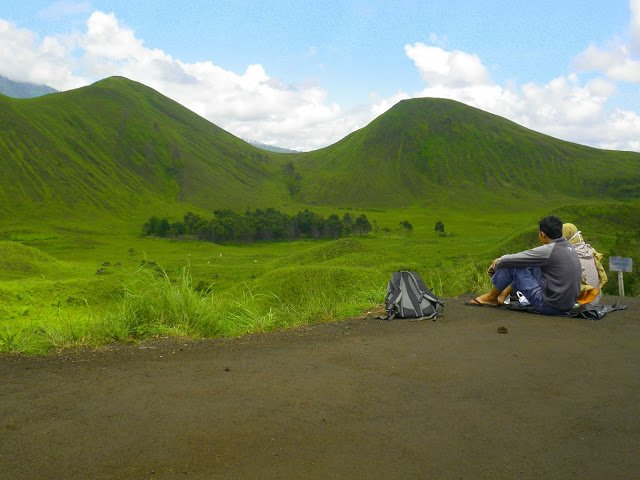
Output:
[491, 267, 564, 316]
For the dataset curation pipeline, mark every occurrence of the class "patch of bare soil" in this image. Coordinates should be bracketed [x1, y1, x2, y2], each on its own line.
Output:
[1, 296, 639, 480]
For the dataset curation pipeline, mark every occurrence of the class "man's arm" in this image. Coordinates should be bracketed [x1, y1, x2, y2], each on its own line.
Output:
[495, 243, 553, 269]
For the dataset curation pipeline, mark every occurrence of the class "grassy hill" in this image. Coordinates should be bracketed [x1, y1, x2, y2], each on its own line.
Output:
[2, 77, 638, 221]
[291, 98, 640, 207]
[1, 77, 639, 353]
[0, 77, 289, 222]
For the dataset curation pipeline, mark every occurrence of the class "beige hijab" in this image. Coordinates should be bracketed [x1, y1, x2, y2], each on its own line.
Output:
[563, 223, 607, 292]
[562, 223, 582, 244]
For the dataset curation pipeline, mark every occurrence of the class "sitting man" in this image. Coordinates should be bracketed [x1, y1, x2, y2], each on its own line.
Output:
[467, 215, 581, 315]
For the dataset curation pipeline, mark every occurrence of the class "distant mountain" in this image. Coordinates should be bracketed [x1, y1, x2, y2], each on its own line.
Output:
[0, 75, 57, 98]
[247, 139, 299, 154]
[0, 76, 289, 218]
[290, 98, 640, 206]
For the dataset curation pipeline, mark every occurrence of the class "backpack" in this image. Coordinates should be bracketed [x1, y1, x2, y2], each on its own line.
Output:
[381, 271, 444, 320]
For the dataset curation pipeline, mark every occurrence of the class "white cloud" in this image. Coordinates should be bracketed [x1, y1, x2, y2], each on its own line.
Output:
[0, 19, 86, 89]
[83, 11, 147, 60]
[404, 40, 640, 152]
[0, 11, 373, 150]
[75, 11, 377, 151]
[404, 43, 491, 87]
[594, 108, 640, 151]
[575, 0, 640, 83]
[575, 43, 640, 83]
[1, 9, 640, 152]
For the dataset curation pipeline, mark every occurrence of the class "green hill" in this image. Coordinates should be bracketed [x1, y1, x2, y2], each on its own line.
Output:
[2, 78, 639, 354]
[0, 241, 72, 280]
[1, 77, 639, 223]
[291, 98, 640, 207]
[0, 77, 289, 221]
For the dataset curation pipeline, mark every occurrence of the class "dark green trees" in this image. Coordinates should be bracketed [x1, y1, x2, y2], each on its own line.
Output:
[143, 209, 372, 243]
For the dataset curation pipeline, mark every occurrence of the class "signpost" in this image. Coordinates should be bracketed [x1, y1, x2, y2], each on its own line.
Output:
[609, 256, 633, 297]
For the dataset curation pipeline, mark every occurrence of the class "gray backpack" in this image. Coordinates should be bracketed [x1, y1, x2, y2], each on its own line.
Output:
[381, 271, 444, 320]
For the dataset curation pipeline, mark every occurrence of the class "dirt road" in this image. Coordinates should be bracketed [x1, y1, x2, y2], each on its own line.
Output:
[1, 296, 639, 480]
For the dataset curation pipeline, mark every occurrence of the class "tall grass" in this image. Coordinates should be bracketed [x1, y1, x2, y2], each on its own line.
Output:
[0, 262, 387, 354]
[2, 201, 637, 355]
[101, 264, 220, 340]
[0, 308, 101, 354]
[0, 327, 20, 353]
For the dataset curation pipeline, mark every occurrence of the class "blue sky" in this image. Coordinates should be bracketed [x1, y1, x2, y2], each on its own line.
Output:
[1, 0, 639, 151]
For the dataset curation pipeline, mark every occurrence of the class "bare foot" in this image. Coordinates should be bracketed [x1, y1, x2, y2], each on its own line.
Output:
[475, 293, 500, 306]
[465, 295, 500, 307]
[497, 287, 513, 305]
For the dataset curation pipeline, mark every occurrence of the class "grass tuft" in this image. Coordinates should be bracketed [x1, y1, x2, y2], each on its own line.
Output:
[102, 264, 218, 340]
[0, 327, 20, 353]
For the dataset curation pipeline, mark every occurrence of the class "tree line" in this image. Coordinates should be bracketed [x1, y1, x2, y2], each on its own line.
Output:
[143, 208, 372, 243]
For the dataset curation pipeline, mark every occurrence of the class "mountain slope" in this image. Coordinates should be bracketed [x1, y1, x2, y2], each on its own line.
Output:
[0, 77, 288, 219]
[291, 98, 640, 207]
[2, 79, 639, 221]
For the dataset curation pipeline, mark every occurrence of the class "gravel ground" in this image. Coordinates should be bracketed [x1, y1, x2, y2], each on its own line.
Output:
[1, 296, 639, 480]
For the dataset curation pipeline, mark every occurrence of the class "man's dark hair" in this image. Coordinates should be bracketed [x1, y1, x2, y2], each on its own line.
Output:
[539, 215, 563, 239]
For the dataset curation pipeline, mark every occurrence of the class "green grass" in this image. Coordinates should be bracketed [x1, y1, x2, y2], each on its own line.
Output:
[1, 77, 639, 354]
[3, 200, 636, 355]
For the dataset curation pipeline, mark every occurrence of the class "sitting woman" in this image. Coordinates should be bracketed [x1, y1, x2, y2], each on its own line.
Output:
[562, 223, 608, 305]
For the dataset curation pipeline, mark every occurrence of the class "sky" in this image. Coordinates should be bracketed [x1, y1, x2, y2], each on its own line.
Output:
[1, 0, 640, 152]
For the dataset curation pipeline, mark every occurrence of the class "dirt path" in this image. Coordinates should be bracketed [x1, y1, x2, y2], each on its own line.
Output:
[1, 296, 639, 480]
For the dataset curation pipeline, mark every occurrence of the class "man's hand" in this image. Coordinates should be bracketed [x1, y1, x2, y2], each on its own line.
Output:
[487, 258, 499, 276]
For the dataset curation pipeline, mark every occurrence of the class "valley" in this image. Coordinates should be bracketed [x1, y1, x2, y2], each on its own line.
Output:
[1, 77, 638, 353]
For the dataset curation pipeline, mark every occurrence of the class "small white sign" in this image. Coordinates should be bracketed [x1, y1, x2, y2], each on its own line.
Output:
[610, 256, 633, 273]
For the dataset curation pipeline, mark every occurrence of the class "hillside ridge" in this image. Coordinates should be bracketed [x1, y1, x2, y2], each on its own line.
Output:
[291, 97, 640, 206]
[0, 76, 288, 219]
[1, 76, 638, 219]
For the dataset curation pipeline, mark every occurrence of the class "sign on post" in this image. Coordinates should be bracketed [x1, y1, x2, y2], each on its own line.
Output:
[609, 256, 633, 297]
[609, 256, 633, 272]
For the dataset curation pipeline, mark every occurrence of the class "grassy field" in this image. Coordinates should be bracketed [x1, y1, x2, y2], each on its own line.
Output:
[2, 78, 638, 354]
[2, 199, 637, 354]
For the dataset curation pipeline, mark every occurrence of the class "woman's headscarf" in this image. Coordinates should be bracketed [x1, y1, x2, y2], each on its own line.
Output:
[562, 223, 582, 245]
[563, 222, 604, 294]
